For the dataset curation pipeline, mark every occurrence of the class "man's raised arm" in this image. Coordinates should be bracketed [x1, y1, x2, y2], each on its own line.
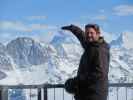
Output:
[61, 24, 87, 49]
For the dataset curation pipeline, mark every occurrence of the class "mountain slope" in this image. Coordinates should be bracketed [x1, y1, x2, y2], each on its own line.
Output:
[6, 37, 48, 68]
[0, 43, 12, 70]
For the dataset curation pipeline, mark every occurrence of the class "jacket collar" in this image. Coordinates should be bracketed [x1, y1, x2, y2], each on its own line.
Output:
[88, 36, 105, 46]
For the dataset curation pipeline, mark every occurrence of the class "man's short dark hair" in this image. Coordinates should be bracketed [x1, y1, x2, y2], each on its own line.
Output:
[85, 24, 100, 33]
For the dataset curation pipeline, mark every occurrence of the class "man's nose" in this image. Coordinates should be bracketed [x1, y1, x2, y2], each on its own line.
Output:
[88, 33, 92, 37]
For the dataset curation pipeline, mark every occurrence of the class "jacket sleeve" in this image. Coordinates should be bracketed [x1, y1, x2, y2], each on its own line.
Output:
[70, 25, 87, 49]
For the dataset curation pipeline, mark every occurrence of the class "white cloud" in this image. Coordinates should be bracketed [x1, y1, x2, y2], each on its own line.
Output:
[113, 5, 133, 16]
[81, 15, 107, 21]
[0, 20, 59, 44]
[29, 24, 47, 30]
[26, 15, 47, 20]
[0, 21, 58, 32]
[0, 31, 55, 44]
[93, 15, 107, 21]
[0, 21, 30, 32]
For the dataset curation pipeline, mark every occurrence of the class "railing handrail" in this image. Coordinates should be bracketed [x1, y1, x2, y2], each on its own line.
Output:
[0, 83, 133, 90]
[0, 83, 133, 100]
[109, 83, 133, 87]
[0, 84, 64, 89]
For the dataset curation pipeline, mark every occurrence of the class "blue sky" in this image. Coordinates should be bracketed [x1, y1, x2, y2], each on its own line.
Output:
[0, 0, 133, 44]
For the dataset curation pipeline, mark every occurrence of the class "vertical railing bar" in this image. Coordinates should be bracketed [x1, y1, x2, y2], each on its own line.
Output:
[54, 88, 55, 100]
[0, 89, 2, 100]
[126, 87, 127, 100]
[107, 94, 109, 100]
[107, 88, 109, 100]
[6, 88, 9, 100]
[117, 87, 119, 100]
[30, 89, 31, 100]
[43, 87, 47, 100]
[62, 88, 64, 100]
[38, 88, 42, 100]
[7, 89, 8, 100]
[72, 95, 73, 100]
[1, 88, 8, 100]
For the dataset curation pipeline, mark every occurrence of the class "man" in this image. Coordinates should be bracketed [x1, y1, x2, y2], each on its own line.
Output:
[61, 24, 110, 100]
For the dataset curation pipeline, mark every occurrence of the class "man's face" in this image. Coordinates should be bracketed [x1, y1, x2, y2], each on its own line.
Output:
[85, 27, 100, 42]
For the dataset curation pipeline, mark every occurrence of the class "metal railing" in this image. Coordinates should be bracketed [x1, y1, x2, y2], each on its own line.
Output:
[0, 83, 133, 100]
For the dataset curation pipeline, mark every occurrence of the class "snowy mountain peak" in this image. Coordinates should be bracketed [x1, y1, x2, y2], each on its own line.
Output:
[6, 37, 47, 67]
[110, 32, 133, 49]
[50, 30, 79, 45]
[122, 32, 133, 49]
[50, 31, 82, 58]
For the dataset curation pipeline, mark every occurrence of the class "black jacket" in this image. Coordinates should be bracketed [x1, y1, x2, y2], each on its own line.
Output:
[64, 25, 110, 100]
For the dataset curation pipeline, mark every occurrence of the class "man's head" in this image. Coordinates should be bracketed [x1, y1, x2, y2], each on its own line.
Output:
[85, 24, 101, 42]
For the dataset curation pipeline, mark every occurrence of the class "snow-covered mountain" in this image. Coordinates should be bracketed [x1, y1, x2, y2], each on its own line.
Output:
[109, 48, 133, 83]
[50, 31, 82, 59]
[0, 31, 133, 84]
[0, 31, 133, 100]
[0, 34, 80, 84]
[110, 33, 123, 48]
[110, 32, 133, 49]
[0, 43, 12, 70]
[6, 37, 48, 68]
[109, 32, 133, 83]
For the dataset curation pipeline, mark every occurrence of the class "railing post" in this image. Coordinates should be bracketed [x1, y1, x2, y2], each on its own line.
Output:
[0, 89, 2, 100]
[62, 89, 64, 100]
[38, 88, 42, 100]
[0, 88, 8, 100]
[43, 87, 47, 100]
[116, 87, 119, 100]
[126, 87, 127, 100]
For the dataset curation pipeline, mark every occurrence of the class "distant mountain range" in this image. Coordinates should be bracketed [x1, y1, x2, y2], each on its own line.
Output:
[0, 31, 133, 84]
